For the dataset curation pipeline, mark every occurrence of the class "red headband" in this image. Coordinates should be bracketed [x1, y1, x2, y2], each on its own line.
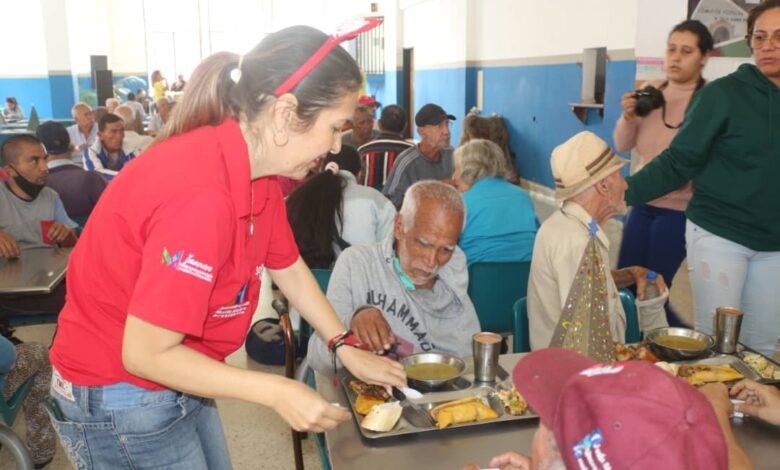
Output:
[273, 17, 383, 96]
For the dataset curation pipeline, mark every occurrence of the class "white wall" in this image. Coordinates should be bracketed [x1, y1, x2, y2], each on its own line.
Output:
[0, 1, 49, 76]
[470, 0, 638, 62]
[402, 0, 469, 67]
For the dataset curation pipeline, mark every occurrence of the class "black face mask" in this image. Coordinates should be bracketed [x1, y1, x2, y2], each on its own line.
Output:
[8, 164, 45, 200]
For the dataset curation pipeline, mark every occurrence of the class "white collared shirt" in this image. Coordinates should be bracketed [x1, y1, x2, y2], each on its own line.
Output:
[527, 201, 626, 350]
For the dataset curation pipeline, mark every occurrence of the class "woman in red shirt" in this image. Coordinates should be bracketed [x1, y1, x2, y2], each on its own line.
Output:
[48, 24, 405, 469]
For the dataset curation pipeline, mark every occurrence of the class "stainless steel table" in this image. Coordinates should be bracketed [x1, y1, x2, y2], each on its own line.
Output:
[0, 247, 71, 294]
[317, 354, 780, 470]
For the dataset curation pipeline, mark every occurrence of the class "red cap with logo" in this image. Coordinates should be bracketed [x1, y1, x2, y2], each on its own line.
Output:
[513, 348, 728, 470]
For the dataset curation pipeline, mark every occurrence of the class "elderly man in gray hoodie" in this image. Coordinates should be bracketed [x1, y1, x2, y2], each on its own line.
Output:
[308, 180, 480, 373]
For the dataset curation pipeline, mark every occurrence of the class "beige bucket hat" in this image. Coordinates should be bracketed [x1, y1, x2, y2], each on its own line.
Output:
[551, 131, 628, 203]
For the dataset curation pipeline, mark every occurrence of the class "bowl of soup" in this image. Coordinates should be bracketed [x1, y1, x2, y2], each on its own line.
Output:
[400, 352, 466, 389]
[646, 327, 714, 361]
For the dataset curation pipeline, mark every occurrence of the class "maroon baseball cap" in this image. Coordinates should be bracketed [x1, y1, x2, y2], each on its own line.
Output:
[513, 348, 727, 470]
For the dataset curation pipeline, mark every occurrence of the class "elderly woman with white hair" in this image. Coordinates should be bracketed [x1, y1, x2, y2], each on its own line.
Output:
[453, 139, 538, 264]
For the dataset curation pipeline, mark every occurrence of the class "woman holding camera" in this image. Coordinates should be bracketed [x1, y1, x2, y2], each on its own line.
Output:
[626, 1, 780, 357]
[614, 20, 713, 326]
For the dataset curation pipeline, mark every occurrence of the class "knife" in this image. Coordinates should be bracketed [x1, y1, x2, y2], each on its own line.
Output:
[392, 387, 437, 428]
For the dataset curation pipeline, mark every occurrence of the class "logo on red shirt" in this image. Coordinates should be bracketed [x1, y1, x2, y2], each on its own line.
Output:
[162, 247, 214, 283]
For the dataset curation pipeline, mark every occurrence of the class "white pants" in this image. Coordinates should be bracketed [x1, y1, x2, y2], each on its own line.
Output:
[686, 221, 780, 357]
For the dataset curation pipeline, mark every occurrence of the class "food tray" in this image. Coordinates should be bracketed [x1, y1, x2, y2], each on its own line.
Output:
[674, 355, 762, 384]
[338, 369, 538, 440]
[735, 348, 780, 385]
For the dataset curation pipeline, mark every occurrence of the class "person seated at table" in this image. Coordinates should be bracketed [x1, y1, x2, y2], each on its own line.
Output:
[4, 97, 24, 121]
[37, 121, 106, 220]
[105, 97, 120, 114]
[357, 104, 414, 190]
[287, 145, 396, 269]
[92, 105, 109, 124]
[171, 74, 187, 92]
[528, 131, 667, 351]
[147, 97, 171, 137]
[84, 113, 137, 174]
[453, 139, 537, 264]
[114, 105, 152, 154]
[308, 180, 480, 372]
[0, 134, 78, 253]
[383, 103, 456, 209]
[462, 348, 751, 470]
[341, 105, 380, 149]
[66, 102, 98, 157]
[0, 134, 77, 317]
[125, 91, 147, 122]
[0, 335, 56, 468]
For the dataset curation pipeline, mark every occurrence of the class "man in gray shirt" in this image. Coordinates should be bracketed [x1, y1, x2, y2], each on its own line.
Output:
[383, 103, 456, 208]
[308, 181, 480, 374]
[1, 134, 77, 317]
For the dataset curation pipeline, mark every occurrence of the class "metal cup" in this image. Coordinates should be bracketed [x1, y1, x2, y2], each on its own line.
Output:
[472, 332, 502, 382]
[714, 307, 744, 354]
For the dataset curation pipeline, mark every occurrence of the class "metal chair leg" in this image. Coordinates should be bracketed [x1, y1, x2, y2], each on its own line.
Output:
[274, 299, 305, 470]
[0, 425, 34, 470]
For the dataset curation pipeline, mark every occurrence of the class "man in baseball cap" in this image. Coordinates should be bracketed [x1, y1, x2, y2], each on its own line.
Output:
[463, 348, 750, 470]
[37, 120, 107, 219]
[383, 103, 457, 208]
[527, 131, 668, 352]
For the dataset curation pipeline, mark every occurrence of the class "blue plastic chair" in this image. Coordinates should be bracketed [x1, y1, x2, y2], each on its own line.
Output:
[619, 288, 642, 343]
[512, 297, 531, 353]
[511, 289, 641, 354]
[467, 262, 531, 334]
[307, 268, 333, 470]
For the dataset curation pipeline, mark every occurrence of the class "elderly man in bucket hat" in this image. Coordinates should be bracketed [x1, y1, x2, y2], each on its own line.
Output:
[462, 348, 752, 470]
[527, 131, 668, 352]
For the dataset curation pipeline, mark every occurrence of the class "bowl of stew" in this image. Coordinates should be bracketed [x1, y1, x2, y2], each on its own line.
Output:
[645, 327, 714, 361]
[400, 352, 466, 389]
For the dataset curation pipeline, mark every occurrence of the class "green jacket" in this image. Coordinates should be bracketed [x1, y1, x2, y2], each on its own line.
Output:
[626, 64, 780, 251]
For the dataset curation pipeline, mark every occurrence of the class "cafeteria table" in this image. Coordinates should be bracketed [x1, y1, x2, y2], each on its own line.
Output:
[317, 353, 780, 470]
[0, 247, 72, 295]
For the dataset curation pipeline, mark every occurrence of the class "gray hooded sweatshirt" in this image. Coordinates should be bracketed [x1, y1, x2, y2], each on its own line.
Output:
[307, 235, 480, 374]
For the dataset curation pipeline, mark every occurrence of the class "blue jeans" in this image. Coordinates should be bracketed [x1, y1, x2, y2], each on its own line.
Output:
[48, 369, 232, 469]
[618, 204, 688, 326]
[686, 221, 780, 357]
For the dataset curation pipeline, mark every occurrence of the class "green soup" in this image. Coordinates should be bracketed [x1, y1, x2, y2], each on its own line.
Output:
[406, 363, 459, 381]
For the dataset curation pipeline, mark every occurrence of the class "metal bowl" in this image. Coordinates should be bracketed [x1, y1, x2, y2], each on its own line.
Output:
[399, 352, 466, 389]
[645, 327, 714, 361]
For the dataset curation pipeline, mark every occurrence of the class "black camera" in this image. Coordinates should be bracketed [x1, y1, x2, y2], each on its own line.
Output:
[634, 85, 665, 117]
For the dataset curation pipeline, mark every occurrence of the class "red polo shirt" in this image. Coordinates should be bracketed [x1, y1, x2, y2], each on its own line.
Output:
[50, 119, 299, 390]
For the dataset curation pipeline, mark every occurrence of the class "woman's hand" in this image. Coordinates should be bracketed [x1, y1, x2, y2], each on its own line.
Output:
[270, 378, 351, 432]
[337, 346, 407, 389]
[731, 379, 780, 426]
[621, 91, 638, 121]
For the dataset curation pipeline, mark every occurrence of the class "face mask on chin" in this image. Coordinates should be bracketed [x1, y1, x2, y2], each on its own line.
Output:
[9, 164, 45, 200]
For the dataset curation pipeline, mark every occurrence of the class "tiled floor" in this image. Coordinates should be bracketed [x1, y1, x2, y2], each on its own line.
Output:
[0, 196, 704, 470]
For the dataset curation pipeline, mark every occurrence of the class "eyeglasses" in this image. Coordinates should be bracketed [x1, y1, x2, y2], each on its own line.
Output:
[746, 31, 780, 49]
[273, 17, 383, 96]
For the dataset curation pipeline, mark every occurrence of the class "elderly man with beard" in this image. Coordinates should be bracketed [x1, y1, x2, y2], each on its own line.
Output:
[0, 134, 78, 318]
[383, 103, 457, 208]
[308, 181, 479, 373]
[527, 131, 668, 351]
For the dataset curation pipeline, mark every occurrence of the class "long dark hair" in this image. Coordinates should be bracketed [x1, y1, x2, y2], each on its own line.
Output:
[156, 26, 361, 143]
[286, 145, 361, 268]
